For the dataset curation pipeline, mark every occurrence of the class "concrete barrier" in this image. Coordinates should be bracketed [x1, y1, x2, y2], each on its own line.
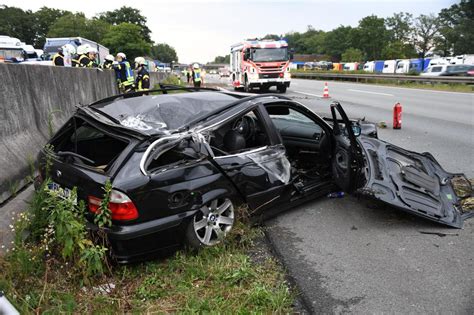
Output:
[0, 63, 167, 203]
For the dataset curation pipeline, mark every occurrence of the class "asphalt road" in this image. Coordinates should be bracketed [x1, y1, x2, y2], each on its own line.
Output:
[208, 75, 474, 313]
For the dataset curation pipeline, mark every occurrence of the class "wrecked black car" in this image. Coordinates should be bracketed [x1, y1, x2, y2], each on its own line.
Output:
[36, 86, 474, 263]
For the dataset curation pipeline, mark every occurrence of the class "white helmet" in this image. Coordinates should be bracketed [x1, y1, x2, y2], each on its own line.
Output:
[87, 47, 97, 54]
[193, 63, 200, 69]
[116, 52, 126, 59]
[77, 44, 90, 55]
[105, 54, 114, 62]
[135, 56, 146, 66]
[61, 44, 76, 56]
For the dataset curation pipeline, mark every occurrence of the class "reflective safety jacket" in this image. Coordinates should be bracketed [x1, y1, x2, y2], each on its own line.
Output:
[52, 53, 64, 66]
[193, 69, 202, 82]
[114, 60, 135, 87]
[76, 54, 94, 68]
[101, 60, 113, 70]
[136, 67, 150, 91]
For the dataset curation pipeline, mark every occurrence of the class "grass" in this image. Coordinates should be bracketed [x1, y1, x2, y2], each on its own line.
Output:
[0, 210, 293, 313]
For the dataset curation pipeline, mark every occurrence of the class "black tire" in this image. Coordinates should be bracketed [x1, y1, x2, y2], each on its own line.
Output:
[244, 77, 251, 93]
[185, 198, 235, 250]
[278, 85, 287, 93]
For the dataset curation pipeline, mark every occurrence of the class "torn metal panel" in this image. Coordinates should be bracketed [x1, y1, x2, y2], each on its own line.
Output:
[358, 136, 472, 228]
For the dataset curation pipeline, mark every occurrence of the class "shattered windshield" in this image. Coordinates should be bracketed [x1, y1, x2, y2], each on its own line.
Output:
[90, 92, 238, 135]
[251, 48, 288, 62]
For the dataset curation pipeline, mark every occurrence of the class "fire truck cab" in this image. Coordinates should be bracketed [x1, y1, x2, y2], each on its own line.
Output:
[230, 39, 292, 93]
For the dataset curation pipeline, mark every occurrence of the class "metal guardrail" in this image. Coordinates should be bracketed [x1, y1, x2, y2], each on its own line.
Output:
[291, 72, 474, 84]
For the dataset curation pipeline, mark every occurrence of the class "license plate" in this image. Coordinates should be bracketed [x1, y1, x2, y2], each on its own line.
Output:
[47, 182, 77, 204]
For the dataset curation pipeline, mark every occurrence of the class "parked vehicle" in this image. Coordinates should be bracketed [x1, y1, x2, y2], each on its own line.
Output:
[21, 43, 40, 61]
[332, 63, 343, 71]
[421, 64, 474, 76]
[219, 67, 230, 77]
[0, 35, 24, 62]
[363, 61, 375, 72]
[395, 59, 410, 74]
[382, 60, 399, 74]
[43, 37, 109, 64]
[35, 86, 473, 263]
[230, 39, 292, 93]
[343, 62, 359, 71]
[374, 60, 385, 73]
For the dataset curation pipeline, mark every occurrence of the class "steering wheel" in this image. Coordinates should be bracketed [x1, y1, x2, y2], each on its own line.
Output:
[232, 115, 256, 140]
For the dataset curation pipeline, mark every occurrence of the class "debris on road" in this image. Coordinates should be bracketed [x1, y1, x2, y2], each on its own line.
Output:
[451, 176, 472, 198]
[377, 121, 387, 128]
[461, 197, 474, 212]
[419, 231, 459, 237]
[327, 192, 345, 198]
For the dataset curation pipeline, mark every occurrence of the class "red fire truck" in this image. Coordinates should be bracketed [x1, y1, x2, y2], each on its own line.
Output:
[230, 39, 292, 93]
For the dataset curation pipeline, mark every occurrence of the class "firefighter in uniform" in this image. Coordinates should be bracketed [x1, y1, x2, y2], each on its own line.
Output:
[134, 57, 150, 94]
[72, 44, 88, 67]
[192, 63, 202, 88]
[114, 52, 135, 93]
[52, 47, 64, 66]
[101, 54, 114, 69]
[77, 47, 97, 68]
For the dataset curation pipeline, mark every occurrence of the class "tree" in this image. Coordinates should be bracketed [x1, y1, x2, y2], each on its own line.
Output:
[98, 6, 152, 43]
[213, 55, 230, 64]
[47, 13, 89, 38]
[33, 7, 70, 47]
[385, 12, 414, 42]
[352, 15, 390, 60]
[84, 18, 111, 43]
[381, 41, 417, 59]
[102, 23, 151, 61]
[436, 0, 474, 55]
[0, 5, 36, 44]
[150, 43, 178, 63]
[413, 14, 440, 58]
[262, 34, 281, 40]
[341, 48, 364, 62]
[323, 26, 354, 60]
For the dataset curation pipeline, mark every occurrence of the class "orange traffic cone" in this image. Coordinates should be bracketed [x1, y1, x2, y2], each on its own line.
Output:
[323, 82, 329, 98]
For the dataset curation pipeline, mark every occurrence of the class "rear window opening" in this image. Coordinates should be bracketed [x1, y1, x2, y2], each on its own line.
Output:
[50, 117, 129, 172]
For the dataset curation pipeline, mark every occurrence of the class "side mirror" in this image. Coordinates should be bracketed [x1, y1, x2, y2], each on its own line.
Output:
[352, 125, 361, 137]
[289, 49, 294, 61]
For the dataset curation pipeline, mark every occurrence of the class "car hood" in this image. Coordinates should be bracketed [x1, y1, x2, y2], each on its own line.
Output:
[359, 136, 473, 228]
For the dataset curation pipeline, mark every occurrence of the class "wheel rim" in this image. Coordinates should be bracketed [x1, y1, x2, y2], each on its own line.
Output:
[193, 198, 234, 246]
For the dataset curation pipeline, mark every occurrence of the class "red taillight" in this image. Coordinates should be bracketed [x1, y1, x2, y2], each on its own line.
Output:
[279, 72, 284, 78]
[88, 190, 139, 221]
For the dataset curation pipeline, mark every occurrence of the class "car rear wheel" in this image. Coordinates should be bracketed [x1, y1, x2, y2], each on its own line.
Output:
[185, 198, 235, 249]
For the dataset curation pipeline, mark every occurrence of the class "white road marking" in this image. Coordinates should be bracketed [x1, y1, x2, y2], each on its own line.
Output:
[348, 89, 394, 97]
[294, 90, 323, 98]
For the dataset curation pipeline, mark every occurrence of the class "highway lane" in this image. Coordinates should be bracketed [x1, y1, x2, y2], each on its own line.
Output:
[272, 79, 474, 313]
[204, 75, 474, 314]
[207, 75, 474, 313]
[287, 79, 474, 179]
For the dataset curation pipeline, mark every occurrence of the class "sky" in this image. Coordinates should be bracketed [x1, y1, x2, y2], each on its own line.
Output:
[1, 0, 457, 63]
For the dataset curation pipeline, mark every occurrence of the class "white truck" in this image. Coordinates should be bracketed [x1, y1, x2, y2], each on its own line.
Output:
[43, 37, 109, 64]
[230, 39, 292, 93]
[0, 35, 24, 62]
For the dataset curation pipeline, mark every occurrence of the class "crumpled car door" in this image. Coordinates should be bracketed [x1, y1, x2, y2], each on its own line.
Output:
[213, 144, 292, 215]
[359, 136, 474, 228]
[330, 102, 364, 193]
